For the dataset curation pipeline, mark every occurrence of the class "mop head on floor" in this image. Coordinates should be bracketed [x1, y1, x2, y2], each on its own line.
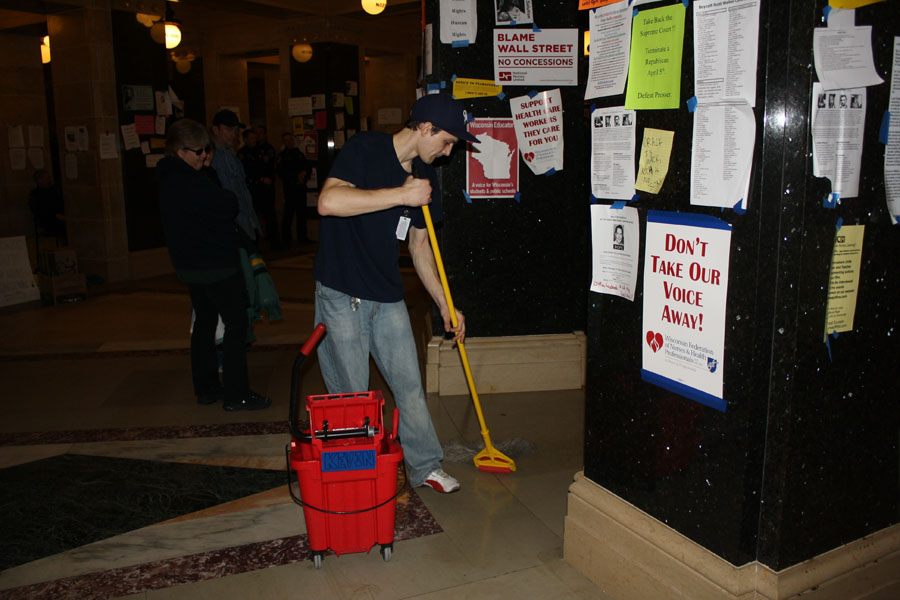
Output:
[441, 438, 536, 464]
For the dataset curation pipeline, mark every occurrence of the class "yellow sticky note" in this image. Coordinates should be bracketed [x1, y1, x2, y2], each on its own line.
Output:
[625, 3, 686, 110]
[635, 128, 674, 194]
[452, 78, 503, 99]
[149, 137, 166, 149]
[291, 116, 304, 135]
[824, 224, 865, 340]
[344, 96, 355, 115]
[829, 0, 884, 8]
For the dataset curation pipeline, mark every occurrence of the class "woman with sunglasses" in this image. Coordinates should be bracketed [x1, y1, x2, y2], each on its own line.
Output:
[158, 118, 271, 412]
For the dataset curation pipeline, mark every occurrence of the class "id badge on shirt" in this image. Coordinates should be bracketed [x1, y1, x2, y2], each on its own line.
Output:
[396, 211, 411, 240]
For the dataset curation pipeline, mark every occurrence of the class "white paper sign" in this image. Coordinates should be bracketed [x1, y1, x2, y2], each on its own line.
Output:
[642, 211, 732, 412]
[120, 123, 140, 151]
[690, 103, 755, 209]
[813, 26, 884, 91]
[7, 125, 25, 148]
[884, 37, 900, 224]
[494, 29, 579, 86]
[288, 96, 313, 116]
[155, 90, 172, 116]
[590, 106, 636, 200]
[99, 133, 119, 159]
[590, 205, 639, 301]
[510, 88, 564, 175]
[693, 0, 760, 106]
[0, 236, 41, 308]
[584, 1, 632, 100]
[9, 148, 26, 170]
[811, 82, 866, 199]
[441, 0, 478, 45]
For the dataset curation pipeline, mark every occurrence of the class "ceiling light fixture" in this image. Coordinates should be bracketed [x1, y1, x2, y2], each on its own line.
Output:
[361, 0, 387, 16]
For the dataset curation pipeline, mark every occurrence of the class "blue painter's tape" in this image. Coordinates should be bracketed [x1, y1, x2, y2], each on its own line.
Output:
[630, 193, 640, 203]
[441, 81, 447, 89]
[514, 192, 521, 203]
[633, 8, 639, 17]
[683, 0, 689, 6]
[822, 193, 837, 209]
[879, 111, 890, 144]
[641, 370, 726, 412]
[451, 40, 469, 48]
[823, 5, 832, 21]
[528, 89, 539, 99]
[733, 199, 746, 214]
[590, 194, 600, 204]
[687, 96, 698, 112]
[836, 217, 843, 231]
[895, 215, 900, 225]
[543, 167, 556, 176]
[825, 335, 832, 362]
[832, 330, 839, 339]
[463, 191, 472, 204]
[611, 201, 626, 210]
[647, 209, 732, 231]
[532, 23, 542, 32]
[427, 83, 441, 92]
[497, 92, 506, 100]
[451, 74, 458, 82]
[590, 103, 597, 114]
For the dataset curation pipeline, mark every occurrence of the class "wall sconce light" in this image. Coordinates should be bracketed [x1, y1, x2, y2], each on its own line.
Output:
[361, 0, 387, 16]
[291, 43, 313, 63]
[164, 21, 182, 49]
[150, 2, 181, 49]
[40, 35, 51, 64]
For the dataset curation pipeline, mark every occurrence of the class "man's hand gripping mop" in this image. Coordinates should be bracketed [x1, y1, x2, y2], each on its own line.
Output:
[420, 204, 516, 474]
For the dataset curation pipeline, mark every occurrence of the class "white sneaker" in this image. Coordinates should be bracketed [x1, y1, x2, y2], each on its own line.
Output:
[422, 469, 460, 493]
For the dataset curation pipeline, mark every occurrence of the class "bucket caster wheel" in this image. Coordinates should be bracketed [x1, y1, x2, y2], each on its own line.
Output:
[380, 543, 393, 562]
[312, 551, 323, 569]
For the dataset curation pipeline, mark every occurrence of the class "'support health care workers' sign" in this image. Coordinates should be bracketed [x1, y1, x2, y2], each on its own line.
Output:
[641, 210, 732, 412]
[493, 29, 579, 86]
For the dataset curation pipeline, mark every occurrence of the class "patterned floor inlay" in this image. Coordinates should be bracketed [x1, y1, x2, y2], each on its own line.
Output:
[0, 454, 288, 570]
[0, 422, 288, 447]
[0, 487, 439, 600]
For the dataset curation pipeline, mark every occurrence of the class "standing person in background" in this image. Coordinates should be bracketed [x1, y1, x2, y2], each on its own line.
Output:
[240, 127, 280, 250]
[314, 93, 478, 494]
[277, 132, 310, 246]
[28, 169, 67, 242]
[209, 110, 260, 242]
[157, 118, 271, 411]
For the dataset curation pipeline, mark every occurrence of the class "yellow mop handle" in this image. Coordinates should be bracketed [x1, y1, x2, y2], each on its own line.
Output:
[420, 205, 493, 440]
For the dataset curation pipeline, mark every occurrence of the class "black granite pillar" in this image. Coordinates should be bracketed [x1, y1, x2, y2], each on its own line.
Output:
[424, 0, 589, 339]
[583, 0, 900, 572]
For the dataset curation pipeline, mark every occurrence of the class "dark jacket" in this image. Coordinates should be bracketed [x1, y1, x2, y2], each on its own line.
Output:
[157, 155, 241, 274]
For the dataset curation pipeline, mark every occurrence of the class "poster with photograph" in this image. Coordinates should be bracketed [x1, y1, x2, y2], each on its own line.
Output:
[590, 204, 640, 301]
[641, 210, 732, 412]
[494, 0, 533, 25]
[466, 118, 518, 199]
[590, 106, 636, 199]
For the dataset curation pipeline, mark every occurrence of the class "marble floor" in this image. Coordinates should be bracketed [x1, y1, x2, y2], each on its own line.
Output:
[0, 244, 611, 599]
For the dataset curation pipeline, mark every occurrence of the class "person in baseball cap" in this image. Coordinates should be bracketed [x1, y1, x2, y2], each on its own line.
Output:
[410, 93, 479, 144]
[310, 92, 478, 495]
[211, 109, 245, 129]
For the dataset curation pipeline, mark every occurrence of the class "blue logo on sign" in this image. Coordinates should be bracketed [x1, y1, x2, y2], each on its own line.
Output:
[322, 449, 377, 472]
[707, 357, 718, 373]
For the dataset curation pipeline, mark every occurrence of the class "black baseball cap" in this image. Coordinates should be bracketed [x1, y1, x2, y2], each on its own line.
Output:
[212, 109, 245, 128]
[410, 94, 479, 144]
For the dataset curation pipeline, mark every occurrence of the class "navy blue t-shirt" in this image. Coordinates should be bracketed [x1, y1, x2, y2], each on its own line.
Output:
[313, 131, 442, 303]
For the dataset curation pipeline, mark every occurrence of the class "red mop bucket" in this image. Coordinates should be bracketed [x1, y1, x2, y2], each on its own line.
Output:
[286, 325, 405, 569]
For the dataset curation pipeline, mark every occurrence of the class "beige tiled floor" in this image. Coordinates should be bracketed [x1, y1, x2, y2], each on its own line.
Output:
[0, 248, 612, 599]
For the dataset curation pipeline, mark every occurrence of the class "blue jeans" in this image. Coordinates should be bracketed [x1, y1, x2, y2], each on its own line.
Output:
[314, 282, 443, 486]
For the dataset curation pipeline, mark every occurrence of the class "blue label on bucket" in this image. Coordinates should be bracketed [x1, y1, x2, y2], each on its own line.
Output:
[321, 449, 377, 472]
